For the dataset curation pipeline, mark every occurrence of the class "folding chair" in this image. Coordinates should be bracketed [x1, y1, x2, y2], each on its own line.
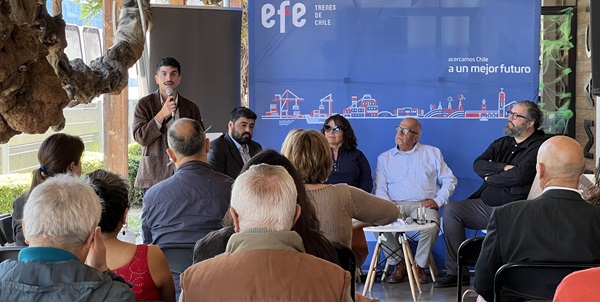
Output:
[494, 262, 598, 302]
[0, 246, 24, 261]
[456, 236, 484, 302]
[159, 244, 195, 298]
[333, 243, 356, 301]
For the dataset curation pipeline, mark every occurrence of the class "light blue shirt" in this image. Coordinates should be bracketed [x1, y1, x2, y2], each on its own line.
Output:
[374, 142, 457, 207]
[230, 133, 250, 164]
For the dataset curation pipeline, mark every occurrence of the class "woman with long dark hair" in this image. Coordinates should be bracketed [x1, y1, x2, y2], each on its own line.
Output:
[12, 133, 85, 246]
[321, 114, 373, 192]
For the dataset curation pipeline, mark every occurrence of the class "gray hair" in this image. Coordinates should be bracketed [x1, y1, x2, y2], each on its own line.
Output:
[231, 164, 297, 231]
[24, 174, 101, 248]
[167, 118, 206, 157]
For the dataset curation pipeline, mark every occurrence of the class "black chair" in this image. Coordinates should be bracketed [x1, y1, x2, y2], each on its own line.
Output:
[456, 236, 484, 302]
[494, 262, 598, 302]
[0, 214, 14, 245]
[0, 246, 24, 261]
[159, 244, 195, 297]
[333, 243, 356, 301]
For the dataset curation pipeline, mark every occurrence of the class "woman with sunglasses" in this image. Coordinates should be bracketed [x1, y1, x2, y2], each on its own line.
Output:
[321, 114, 373, 192]
[321, 115, 374, 267]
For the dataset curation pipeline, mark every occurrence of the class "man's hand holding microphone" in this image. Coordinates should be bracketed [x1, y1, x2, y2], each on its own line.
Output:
[154, 88, 177, 124]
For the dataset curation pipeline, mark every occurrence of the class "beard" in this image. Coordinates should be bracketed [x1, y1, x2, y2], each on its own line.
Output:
[503, 121, 525, 137]
[232, 129, 252, 144]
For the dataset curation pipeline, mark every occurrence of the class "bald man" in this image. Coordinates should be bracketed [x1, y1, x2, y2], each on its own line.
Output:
[473, 136, 600, 302]
[142, 118, 233, 297]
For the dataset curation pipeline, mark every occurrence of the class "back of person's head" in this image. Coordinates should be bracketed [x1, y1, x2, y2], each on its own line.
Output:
[156, 57, 181, 74]
[86, 169, 130, 234]
[231, 164, 297, 232]
[168, 118, 206, 157]
[537, 135, 584, 181]
[30, 133, 85, 193]
[239, 150, 339, 263]
[229, 107, 257, 123]
[24, 174, 101, 248]
[516, 100, 543, 130]
[281, 129, 332, 184]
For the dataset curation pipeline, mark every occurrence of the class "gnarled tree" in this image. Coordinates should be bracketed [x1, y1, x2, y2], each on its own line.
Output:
[0, 0, 151, 143]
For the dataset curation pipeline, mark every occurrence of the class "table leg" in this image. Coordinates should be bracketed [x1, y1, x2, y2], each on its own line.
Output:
[428, 253, 438, 282]
[363, 239, 381, 296]
[403, 234, 422, 294]
[401, 234, 418, 301]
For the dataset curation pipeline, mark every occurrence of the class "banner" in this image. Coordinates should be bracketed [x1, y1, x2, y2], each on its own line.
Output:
[249, 0, 541, 202]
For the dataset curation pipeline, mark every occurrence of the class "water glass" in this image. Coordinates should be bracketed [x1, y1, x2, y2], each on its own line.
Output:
[416, 206, 427, 225]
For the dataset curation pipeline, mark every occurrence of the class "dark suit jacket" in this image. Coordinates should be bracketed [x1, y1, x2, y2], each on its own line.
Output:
[474, 189, 600, 301]
[208, 133, 262, 179]
[132, 90, 204, 189]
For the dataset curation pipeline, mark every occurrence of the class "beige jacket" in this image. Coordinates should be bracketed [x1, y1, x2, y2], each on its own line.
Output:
[180, 230, 352, 302]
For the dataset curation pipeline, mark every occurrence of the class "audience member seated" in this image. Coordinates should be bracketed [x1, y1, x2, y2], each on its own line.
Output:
[554, 267, 600, 301]
[87, 169, 175, 302]
[12, 133, 85, 246]
[193, 149, 338, 264]
[180, 164, 352, 301]
[0, 174, 134, 301]
[208, 107, 263, 178]
[142, 118, 233, 246]
[281, 129, 399, 247]
[375, 117, 457, 284]
[474, 136, 600, 302]
[436, 100, 547, 288]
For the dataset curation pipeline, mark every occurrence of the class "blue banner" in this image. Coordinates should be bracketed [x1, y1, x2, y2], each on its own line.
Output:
[249, 0, 541, 202]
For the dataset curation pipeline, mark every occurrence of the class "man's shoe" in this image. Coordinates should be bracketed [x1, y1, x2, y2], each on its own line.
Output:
[433, 275, 470, 288]
[414, 266, 428, 284]
[386, 265, 408, 283]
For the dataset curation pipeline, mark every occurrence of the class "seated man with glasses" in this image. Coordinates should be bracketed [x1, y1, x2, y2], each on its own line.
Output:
[374, 117, 458, 284]
[434, 100, 547, 288]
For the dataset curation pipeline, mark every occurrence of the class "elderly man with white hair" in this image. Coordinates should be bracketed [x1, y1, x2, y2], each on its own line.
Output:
[180, 164, 352, 301]
[0, 174, 135, 301]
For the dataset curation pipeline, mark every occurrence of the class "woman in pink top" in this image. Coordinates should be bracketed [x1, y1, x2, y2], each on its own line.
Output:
[87, 169, 175, 302]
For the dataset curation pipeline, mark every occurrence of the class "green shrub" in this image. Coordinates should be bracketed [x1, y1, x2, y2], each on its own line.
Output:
[128, 143, 142, 157]
[128, 154, 143, 207]
[0, 174, 30, 214]
[82, 151, 105, 175]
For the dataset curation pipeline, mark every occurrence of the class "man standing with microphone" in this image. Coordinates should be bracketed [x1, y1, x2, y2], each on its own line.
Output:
[133, 57, 204, 194]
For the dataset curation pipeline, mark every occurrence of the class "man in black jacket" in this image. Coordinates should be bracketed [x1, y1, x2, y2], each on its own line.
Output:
[474, 136, 600, 301]
[208, 107, 262, 178]
[434, 100, 547, 288]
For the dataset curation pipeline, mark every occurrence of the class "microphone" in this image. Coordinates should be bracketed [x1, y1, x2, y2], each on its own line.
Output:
[165, 88, 175, 119]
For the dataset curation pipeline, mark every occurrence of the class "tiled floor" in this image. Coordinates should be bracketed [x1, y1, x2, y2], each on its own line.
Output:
[356, 275, 473, 302]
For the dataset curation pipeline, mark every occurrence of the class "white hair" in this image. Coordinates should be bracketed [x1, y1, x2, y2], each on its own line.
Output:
[24, 174, 101, 248]
[231, 164, 297, 231]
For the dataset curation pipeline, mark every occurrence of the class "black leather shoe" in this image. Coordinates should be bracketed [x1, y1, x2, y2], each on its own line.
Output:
[433, 275, 470, 288]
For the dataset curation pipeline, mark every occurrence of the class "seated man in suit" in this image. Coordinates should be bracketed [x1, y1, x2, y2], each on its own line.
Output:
[180, 164, 352, 301]
[208, 107, 262, 178]
[474, 136, 600, 302]
[0, 174, 134, 301]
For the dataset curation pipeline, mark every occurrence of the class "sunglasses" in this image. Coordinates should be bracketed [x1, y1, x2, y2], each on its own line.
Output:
[323, 124, 342, 133]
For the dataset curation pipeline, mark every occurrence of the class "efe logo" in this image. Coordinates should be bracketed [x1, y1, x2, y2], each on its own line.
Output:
[261, 1, 306, 33]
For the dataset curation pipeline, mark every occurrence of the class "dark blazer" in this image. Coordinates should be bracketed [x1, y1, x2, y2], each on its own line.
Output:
[208, 133, 262, 179]
[133, 90, 204, 189]
[474, 189, 600, 301]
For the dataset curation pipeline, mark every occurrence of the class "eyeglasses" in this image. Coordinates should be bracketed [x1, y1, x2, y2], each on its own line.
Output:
[323, 124, 342, 133]
[507, 111, 527, 120]
[395, 126, 419, 135]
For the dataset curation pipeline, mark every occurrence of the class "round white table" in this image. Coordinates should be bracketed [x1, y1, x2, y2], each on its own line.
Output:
[363, 221, 438, 301]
